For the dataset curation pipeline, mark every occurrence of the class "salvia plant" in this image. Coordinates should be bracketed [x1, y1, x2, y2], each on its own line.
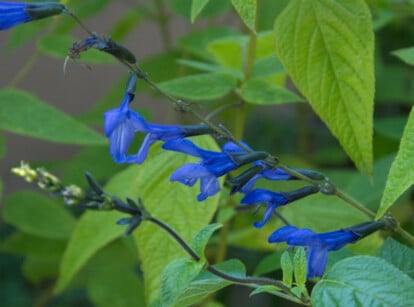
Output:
[0, 1, 414, 306]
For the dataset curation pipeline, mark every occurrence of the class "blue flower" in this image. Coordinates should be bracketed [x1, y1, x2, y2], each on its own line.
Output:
[241, 186, 318, 228]
[0, 2, 65, 30]
[104, 75, 212, 164]
[163, 139, 241, 201]
[268, 221, 387, 278]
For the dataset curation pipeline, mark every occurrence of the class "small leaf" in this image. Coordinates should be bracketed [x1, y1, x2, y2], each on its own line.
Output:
[159, 73, 237, 100]
[191, 0, 211, 22]
[178, 59, 244, 79]
[231, 0, 257, 33]
[377, 106, 414, 218]
[54, 211, 125, 293]
[281, 251, 293, 287]
[275, 0, 375, 174]
[3, 191, 76, 239]
[22, 256, 60, 284]
[249, 285, 283, 297]
[377, 238, 414, 279]
[252, 55, 284, 78]
[190, 223, 222, 258]
[293, 247, 307, 287]
[175, 259, 246, 306]
[0, 89, 107, 145]
[161, 259, 204, 307]
[311, 256, 414, 306]
[207, 36, 247, 71]
[392, 46, 414, 66]
[239, 79, 303, 105]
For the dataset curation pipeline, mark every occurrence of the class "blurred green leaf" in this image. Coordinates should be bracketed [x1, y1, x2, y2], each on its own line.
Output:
[179, 27, 238, 61]
[0, 232, 66, 259]
[377, 238, 414, 279]
[293, 247, 307, 287]
[392, 46, 414, 66]
[0, 133, 5, 159]
[6, 19, 48, 51]
[110, 9, 142, 41]
[104, 136, 221, 305]
[55, 211, 125, 293]
[190, 223, 222, 259]
[3, 191, 75, 240]
[256, 31, 277, 59]
[239, 79, 303, 105]
[249, 285, 283, 297]
[191, 0, 211, 22]
[37, 34, 116, 63]
[281, 251, 293, 287]
[22, 256, 60, 284]
[376, 65, 414, 104]
[159, 73, 237, 100]
[253, 252, 281, 276]
[169, 0, 230, 20]
[375, 116, 406, 141]
[275, 0, 375, 174]
[377, 107, 414, 219]
[0, 89, 107, 145]
[160, 259, 204, 307]
[311, 256, 414, 306]
[252, 55, 284, 79]
[231, 0, 257, 32]
[175, 259, 246, 306]
[208, 36, 247, 71]
[257, 0, 288, 31]
[178, 59, 244, 79]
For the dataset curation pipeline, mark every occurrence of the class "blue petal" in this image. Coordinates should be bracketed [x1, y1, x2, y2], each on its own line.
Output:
[170, 164, 210, 183]
[286, 228, 322, 246]
[162, 139, 203, 157]
[306, 247, 329, 278]
[268, 226, 300, 243]
[261, 168, 293, 180]
[241, 189, 288, 205]
[222, 140, 252, 152]
[0, 2, 30, 30]
[198, 175, 220, 201]
[319, 230, 359, 251]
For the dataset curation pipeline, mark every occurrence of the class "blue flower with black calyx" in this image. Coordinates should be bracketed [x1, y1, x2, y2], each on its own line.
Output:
[0, 1, 65, 30]
[163, 139, 268, 201]
[104, 74, 212, 164]
[241, 186, 319, 228]
[268, 221, 389, 278]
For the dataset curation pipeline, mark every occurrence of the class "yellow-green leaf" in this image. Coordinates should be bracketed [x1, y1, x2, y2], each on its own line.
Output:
[231, 0, 257, 33]
[191, 0, 211, 22]
[274, 0, 375, 174]
[377, 106, 414, 219]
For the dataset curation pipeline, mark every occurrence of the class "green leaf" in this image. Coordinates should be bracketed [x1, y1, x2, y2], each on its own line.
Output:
[175, 259, 246, 306]
[109, 10, 142, 41]
[190, 223, 222, 258]
[191, 0, 211, 22]
[377, 238, 414, 279]
[178, 27, 238, 61]
[253, 252, 281, 276]
[3, 191, 75, 239]
[207, 36, 247, 71]
[239, 79, 303, 105]
[22, 256, 60, 284]
[37, 34, 117, 64]
[392, 47, 414, 66]
[105, 136, 221, 305]
[0, 232, 66, 259]
[169, 0, 230, 20]
[0, 89, 107, 145]
[252, 55, 284, 79]
[6, 19, 47, 51]
[281, 251, 293, 287]
[178, 59, 244, 79]
[377, 107, 414, 218]
[311, 256, 414, 306]
[160, 259, 204, 307]
[249, 285, 283, 297]
[159, 73, 237, 101]
[54, 211, 125, 293]
[231, 0, 257, 33]
[274, 0, 375, 174]
[293, 247, 307, 287]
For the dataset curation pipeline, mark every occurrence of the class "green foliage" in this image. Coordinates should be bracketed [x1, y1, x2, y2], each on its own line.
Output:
[231, 0, 257, 32]
[191, 0, 211, 22]
[0, 89, 107, 145]
[3, 191, 76, 240]
[190, 223, 222, 258]
[280, 251, 293, 287]
[274, 0, 375, 174]
[378, 107, 414, 218]
[293, 247, 307, 288]
[311, 256, 414, 306]
[377, 238, 414, 279]
[392, 46, 414, 66]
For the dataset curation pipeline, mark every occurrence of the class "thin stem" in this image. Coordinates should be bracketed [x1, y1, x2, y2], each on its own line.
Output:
[214, 223, 229, 263]
[64, 9, 95, 36]
[9, 51, 40, 87]
[154, 0, 172, 49]
[334, 190, 375, 219]
[395, 226, 414, 247]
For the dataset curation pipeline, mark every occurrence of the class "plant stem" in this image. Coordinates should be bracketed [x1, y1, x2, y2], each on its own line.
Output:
[9, 51, 40, 87]
[154, 0, 172, 50]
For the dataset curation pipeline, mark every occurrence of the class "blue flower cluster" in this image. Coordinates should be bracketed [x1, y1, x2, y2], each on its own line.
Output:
[103, 74, 387, 278]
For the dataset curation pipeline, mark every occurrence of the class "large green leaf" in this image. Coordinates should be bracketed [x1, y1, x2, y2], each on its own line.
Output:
[311, 256, 414, 306]
[191, 0, 211, 22]
[54, 211, 125, 293]
[159, 73, 237, 101]
[0, 89, 107, 145]
[377, 238, 414, 279]
[274, 0, 375, 174]
[104, 136, 221, 305]
[3, 191, 76, 240]
[377, 106, 414, 218]
[239, 79, 303, 105]
[231, 0, 257, 33]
